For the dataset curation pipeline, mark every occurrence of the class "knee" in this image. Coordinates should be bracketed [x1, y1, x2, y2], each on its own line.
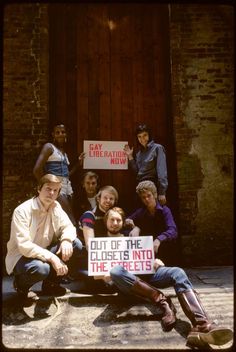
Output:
[110, 265, 125, 280]
[31, 261, 50, 278]
[171, 267, 188, 283]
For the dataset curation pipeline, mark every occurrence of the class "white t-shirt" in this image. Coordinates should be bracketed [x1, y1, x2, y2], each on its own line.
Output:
[88, 197, 96, 210]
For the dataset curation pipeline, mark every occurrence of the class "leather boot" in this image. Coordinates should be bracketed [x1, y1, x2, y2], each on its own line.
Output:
[131, 278, 176, 331]
[178, 289, 233, 346]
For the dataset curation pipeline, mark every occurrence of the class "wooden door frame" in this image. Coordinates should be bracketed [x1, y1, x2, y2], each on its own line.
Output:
[48, 2, 179, 226]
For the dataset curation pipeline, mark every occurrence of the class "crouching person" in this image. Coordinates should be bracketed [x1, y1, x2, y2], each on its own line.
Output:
[101, 207, 233, 347]
[5, 174, 83, 305]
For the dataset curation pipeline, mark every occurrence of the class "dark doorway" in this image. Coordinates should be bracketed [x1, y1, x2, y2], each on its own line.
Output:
[49, 3, 179, 224]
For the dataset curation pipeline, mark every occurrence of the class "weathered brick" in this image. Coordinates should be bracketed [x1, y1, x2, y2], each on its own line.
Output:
[3, 3, 234, 273]
[3, 3, 49, 268]
[170, 4, 233, 265]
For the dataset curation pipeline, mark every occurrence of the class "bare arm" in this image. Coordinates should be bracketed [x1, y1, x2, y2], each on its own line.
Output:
[83, 225, 95, 250]
[69, 152, 85, 177]
[129, 226, 141, 237]
[33, 143, 53, 181]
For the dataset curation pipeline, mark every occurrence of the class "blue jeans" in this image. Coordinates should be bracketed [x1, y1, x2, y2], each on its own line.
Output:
[110, 265, 193, 295]
[13, 238, 83, 291]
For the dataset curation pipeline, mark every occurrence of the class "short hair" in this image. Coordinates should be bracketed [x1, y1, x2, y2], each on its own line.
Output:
[37, 174, 62, 191]
[136, 180, 157, 199]
[96, 185, 119, 205]
[51, 123, 67, 137]
[104, 207, 126, 226]
[82, 171, 99, 184]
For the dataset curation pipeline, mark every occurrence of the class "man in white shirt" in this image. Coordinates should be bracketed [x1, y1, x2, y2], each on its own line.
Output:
[5, 174, 83, 305]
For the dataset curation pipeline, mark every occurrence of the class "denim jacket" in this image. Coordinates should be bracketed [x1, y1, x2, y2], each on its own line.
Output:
[129, 140, 168, 195]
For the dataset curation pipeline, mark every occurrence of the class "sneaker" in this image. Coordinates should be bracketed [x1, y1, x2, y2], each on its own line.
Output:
[41, 280, 71, 296]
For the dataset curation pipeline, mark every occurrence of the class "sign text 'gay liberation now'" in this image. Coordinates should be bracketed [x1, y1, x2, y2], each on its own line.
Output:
[83, 140, 128, 170]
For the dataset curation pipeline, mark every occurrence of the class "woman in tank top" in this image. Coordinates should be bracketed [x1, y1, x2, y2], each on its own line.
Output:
[33, 123, 83, 225]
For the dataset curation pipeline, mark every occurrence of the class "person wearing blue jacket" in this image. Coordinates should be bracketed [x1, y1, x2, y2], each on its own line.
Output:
[124, 123, 168, 205]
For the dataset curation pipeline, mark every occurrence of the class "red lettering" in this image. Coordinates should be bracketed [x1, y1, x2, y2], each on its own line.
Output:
[146, 261, 151, 270]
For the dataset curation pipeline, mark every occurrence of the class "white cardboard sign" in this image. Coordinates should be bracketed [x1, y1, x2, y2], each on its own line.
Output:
[83, 140, 128, 169]
[88, 236, 155, 276]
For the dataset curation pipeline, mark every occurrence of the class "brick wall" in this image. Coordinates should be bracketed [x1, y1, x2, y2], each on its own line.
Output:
[2, 3, 234, 270]
[170, 4, 234, 265]
[3, 4, 49, 260]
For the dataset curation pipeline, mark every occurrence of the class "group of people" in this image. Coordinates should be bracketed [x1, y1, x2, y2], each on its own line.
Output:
[5, 123, 233, 348]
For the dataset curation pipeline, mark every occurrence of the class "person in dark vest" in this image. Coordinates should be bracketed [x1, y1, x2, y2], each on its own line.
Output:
[78, 185, 119, 248]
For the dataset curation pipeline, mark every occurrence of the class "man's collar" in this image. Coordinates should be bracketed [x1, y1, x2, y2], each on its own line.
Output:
[144, 201, 162, 214]
[98, 205, 106, 214]
[147, 140, 154, 147]
[156, 201, 163, 210]
[140, 140, 154, 150]
[33, 197, 56, 212]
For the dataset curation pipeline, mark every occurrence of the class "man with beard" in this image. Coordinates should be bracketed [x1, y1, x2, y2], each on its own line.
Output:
[75, 186, 120, 292]
[78, 185, 119, 247]
[98, 207, 233, 348]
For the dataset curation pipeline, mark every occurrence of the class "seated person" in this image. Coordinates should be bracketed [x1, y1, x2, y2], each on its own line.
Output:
[78, 185, 119, 247]
[75, 185, 120, 291]
[75, 171, 99, 220]
[125, 180, 178, 265]
[5, 174, 83, 305]
[98, 207, 233, 348]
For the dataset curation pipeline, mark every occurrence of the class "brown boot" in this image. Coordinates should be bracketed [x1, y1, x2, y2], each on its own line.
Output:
[131, 278, 176, 331]
[178, 289, 233, 346]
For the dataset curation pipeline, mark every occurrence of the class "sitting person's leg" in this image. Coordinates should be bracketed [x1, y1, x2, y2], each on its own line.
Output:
[66, 238, 83, 277]
[150, 266, 233, 346]
[41, 238, 83, 295]
[110, 265, 176, 331]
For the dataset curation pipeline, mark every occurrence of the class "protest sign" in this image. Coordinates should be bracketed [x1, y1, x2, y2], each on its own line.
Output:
[88, 236, 155, 276]
[83, 140, 128, 169]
